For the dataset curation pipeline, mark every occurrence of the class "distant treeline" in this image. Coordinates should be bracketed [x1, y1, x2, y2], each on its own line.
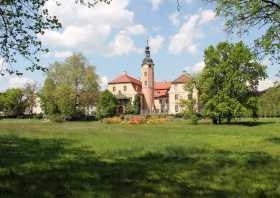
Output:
[258, 85, 280, 117]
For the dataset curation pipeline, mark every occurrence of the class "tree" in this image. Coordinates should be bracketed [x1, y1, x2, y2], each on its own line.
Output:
[0, 88, 27, 117]
[258, 85, 280, 117]
[40, 53, 100, 118]
[210, 0, 280, 64]
[198, 42, 267, 124]
[0, 0, 111, 75]
[96, 90, 117, 120]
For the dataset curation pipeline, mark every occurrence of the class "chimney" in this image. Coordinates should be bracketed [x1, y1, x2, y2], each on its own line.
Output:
[122, 71, 127, 75]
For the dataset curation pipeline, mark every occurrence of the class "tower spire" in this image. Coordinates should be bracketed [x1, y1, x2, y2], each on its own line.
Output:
[142, 38, 153, 65]
[145, 39, 151, 58]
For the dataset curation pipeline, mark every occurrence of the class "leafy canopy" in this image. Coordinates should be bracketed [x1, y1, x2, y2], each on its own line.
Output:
[258, 85, 280, 117]
[40, 53, 100, 117]
[0, 0, 111, 75]
[198, 41, 267, 124]
[212, 0, 280, 64]
[0, 88, 27, 117]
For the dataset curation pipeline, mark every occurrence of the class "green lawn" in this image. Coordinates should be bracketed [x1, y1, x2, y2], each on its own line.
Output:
[0, 119, 280, 197]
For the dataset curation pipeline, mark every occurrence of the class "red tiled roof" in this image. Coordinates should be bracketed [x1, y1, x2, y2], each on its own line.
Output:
[154, 89, 169, 98]
[109, 73, 141, 85]
[154, 82, 171, 90]
[172, 74, 192, 84]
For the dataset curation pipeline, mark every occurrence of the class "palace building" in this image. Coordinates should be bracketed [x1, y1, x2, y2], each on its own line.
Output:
[107, 43, 198, 114]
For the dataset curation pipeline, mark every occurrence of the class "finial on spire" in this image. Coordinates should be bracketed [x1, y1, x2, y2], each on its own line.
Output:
[142, 37, 154, 65]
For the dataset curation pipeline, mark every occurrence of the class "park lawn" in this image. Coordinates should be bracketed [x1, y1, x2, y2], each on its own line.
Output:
[0, 119, 280, 197]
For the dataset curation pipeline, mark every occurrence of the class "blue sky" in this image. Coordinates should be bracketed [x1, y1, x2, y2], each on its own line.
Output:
[0, 0, 278, 91]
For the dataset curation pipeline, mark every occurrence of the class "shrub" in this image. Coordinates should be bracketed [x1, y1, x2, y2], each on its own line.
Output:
[96, 90, 118, 120]
[129, 116, 144, 124]
[103, 117, 122, 124]
[191, 114, 199, 125]
[146, 116, 168, 124]
[34, 113, 44, 119]
[175, 113, 184, 118]
[49, 114, 65, 123]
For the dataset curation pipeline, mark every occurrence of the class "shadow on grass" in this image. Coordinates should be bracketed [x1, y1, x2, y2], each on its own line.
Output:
[267, 137, 280, 145]
[226, 121, 275, 127]
[0, 136, 280, 197]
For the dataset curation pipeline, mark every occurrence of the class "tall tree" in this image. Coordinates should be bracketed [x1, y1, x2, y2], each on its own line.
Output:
[198, 42, 267, 124]
[0, 88, 27, 117]
[40, 53, 100, 118]
[210, 0, 280, 64]
[0, 0, 111, 75]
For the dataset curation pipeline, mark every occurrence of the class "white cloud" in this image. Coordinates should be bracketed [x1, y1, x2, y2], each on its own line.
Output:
[150, 0, 193, 11]
[99, 76, 108, 90]
[168, 9, 216, 55]
[150, 35, 165, 54]
[126, 24, 146, 35]
[168, 12, 180, 26]
[150, 0, 163, 10]
[199, 9, 216, 24]
[8, 77, 35, 89]
[41, 0, 145, 56]
[107, 31, 141, 56]
[46, 51, 73, 58]
[190, 61, 205, 73]
[258, 79, 275, 91]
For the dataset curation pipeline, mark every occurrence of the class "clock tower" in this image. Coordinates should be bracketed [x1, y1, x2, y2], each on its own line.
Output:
[141, 40, 155, 114]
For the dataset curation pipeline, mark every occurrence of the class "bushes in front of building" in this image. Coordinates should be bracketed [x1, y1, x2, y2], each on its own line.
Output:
[102, 115, 170, 125]
[96, 90, 118, 120]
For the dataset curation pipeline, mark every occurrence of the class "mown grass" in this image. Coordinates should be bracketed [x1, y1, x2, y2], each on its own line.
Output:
[0, 118, 280, 197]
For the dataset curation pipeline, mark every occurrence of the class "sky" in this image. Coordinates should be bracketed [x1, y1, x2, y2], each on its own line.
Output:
[0, 0, 279, 91]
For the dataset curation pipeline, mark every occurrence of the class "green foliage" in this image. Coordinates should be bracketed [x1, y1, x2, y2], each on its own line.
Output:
[198, 41, 267, 124]
[258, 85, 280, 117]
[0, 0, 111, 75]
[0, 88, 27, 117]
[40, 53, 100, 119]
[49, 114, 65, 123]
[191, 114, 199, 125]
[96, 90, 118, 120]
[214, 0, 280, 64]
[125, 95, 141, 115]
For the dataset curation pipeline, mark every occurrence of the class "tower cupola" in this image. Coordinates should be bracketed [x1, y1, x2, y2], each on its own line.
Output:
[142, 40, 154, 65]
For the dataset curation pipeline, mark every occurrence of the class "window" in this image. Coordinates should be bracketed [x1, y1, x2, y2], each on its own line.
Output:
[145, 81, 148, 86]
[175, 105, 179, 112]
[159, 99, 162, 104]
[175, 94, 179, 100]
[123, 86, 127, 91]
[113, 87, 116, 92]
[144, 71, 147, 77]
